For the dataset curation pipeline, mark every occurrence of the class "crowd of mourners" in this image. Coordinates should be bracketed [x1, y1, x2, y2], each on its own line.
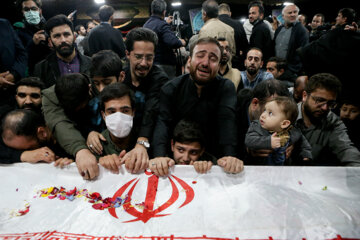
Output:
[1, 0, 360, 180]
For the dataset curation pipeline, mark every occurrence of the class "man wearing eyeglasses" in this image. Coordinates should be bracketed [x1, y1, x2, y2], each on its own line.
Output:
[296, 73, 360, 166]
[120, 28, 169, 173]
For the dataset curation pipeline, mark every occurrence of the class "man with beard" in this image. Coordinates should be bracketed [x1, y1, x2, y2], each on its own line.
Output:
[119, 28, 169, 174]
[217, 38, 241, 91]
[238, 48, 273, 90]
[152, 37, 243, 174]
[14, 77, 44, 113]
[0, 109, 73, 166]
[33, 14, 91, 88]
[295, 73, 360, 166]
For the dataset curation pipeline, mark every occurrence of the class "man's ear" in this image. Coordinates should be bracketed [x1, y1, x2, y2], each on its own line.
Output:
[250, 98, 260, 111]
[302, 90, 308, 103]
[281, 119, 291, 129]
[279, 68, 285, 75]
[37, 126, 48, 141]
[101, 111, 106, 121]
[260, 60, 264, 68]
[118, 71, 125, 82]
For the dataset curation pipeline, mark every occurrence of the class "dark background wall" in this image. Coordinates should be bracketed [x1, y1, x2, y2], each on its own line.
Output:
[1, 0, 358, 31]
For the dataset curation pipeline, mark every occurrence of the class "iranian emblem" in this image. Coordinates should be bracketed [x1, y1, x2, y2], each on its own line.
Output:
[108, 170, 194, 223]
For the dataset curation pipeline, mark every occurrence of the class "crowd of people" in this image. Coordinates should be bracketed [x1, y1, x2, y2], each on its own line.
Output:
[1, 0, 360, 180]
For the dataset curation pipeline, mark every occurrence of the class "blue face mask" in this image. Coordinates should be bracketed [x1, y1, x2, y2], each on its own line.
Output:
[24, 10, 40, 25]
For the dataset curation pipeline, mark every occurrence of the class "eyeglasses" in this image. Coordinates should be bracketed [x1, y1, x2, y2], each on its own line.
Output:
[310, 95, 337, 109]
[23, 7, 39, 12]
[133, 54, 154, 62]
[220, 46, 231, 53]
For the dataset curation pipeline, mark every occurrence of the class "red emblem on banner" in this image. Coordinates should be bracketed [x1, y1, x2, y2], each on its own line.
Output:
[108, 170, 194, 223]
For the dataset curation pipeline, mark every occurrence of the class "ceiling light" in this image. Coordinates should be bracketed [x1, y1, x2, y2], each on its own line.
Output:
[240, 17, 246, 23]
[283, 2, 293, 6]
[95, 0, 105, 4]
[171, 2, 182, 7]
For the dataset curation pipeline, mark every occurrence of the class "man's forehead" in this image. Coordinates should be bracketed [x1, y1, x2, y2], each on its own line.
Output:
[22, 0, 37, 7]
[175, 141, 202, 150]
[51, 24, 72, 33]
[247, 50, 262, 58]
[285, 5, 297, 13]
[132, 41, 155, 52]
[17, 85, 41, 93]
[219, 40, 229, 47]
[193, 43, 220, 55]
[105, 97, 131, 108]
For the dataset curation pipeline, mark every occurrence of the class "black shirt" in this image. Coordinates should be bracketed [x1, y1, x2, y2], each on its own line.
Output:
[152, 74, 238, 158]
[123, 65, 169, 140]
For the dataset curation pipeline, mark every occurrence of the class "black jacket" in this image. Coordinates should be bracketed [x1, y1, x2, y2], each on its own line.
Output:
[33, 51, 91, 88]
[218, 14, 249, 59]
[250, 20, 273, 63]
[88, 22, 126, 58]
[123, 65, 169, 140]
[274, 22, 309, 74]
[152, 74, 238, 158]
[14, 18, 51, 75]
[0, 18, 27, 106]
[143, 15, 183, 65]
[297, 25, 360, 95]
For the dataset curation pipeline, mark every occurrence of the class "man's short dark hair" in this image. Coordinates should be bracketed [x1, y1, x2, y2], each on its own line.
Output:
[252, 79, 290, 104]
[267, 57, 287, 71]
[270, 96, 298, 124]
[305, 73, 342, 97]
[99, 82, 135, 111]
[90, 50, 122, 79]
[314, 13, 325, 23]
[151, 0, 167, 16]
[17, 0, 42, 11]
[190, 37, 221, 58]
[1, 109, 45, 139]
[98, 5, 114, 22]
[173, 120, 205, 148]
[45, 14, 74, 36]
[125, 27, 158, 52]
[339, 8, 356, 24]
[248, 0, 264, 15]
[218, 3, 230, 13]
[75, 24, 84, 34]
[55, 73, 90, 113]
[15, 77, 45, 91]
[202, 0, 219, 19]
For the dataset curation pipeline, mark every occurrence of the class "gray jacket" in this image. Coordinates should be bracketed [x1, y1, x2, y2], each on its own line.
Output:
[296, 103, 360, 166]
[245, 120, 312, 165]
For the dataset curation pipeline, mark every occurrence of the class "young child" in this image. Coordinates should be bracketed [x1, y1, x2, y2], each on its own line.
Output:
[149, 119, 217, 176]
[245, 96, 312, 165]
[339, 97, 360, 150]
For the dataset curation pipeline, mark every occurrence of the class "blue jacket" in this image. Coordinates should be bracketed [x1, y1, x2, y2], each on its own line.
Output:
[144, 15, 182, 65]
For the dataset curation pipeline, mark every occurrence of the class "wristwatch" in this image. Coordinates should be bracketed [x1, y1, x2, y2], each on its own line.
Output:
[137, 140, 150, 149]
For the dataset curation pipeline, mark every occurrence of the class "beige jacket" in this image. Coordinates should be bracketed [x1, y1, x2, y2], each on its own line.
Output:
[222, 63, 241, 90]
[199, 18, 236, 56]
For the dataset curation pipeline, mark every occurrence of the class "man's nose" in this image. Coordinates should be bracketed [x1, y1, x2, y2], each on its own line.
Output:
[25, 96, 32, 104]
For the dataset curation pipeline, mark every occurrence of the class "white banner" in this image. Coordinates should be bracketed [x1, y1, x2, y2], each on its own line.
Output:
[0, 163, 359, 240]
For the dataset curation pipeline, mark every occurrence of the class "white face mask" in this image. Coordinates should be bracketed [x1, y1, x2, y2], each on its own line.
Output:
[105, 112, 133, 138]
[24, 10, 41, 25]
